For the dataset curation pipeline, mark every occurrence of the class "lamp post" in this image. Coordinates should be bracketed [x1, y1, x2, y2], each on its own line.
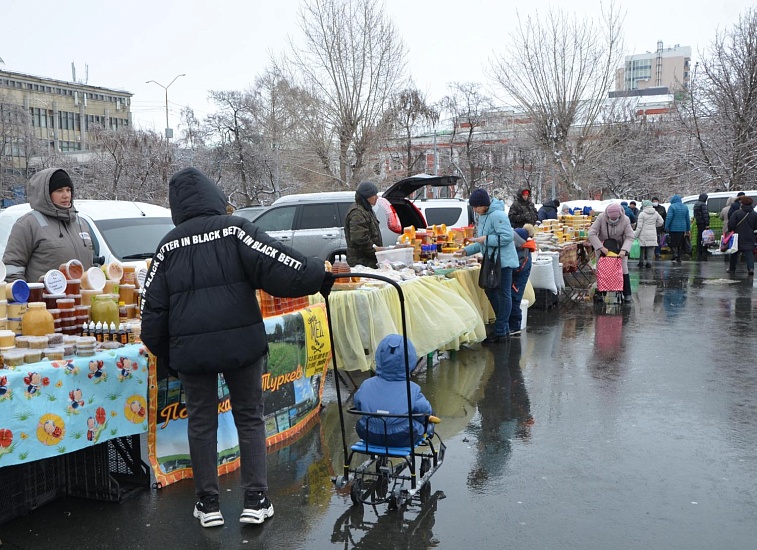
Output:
[146, 74, 186, 139]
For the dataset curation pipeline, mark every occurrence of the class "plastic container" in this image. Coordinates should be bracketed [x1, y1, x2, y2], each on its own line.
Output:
[7, 302, 27, 318]
[43, 270, 68, 294]
[43, 293, 66, 310]
[27, 335, 50, 349]
[121, 265, 137, 285]
[46, 333, 63, 346]
[59, 259, 84, 280]
[520, 299, 529, 330]
[375, 247, 414, 266]
[6, 280, 30, 303]
[118, 284, 135, 305]
[24, 349, 43, 363]
[0, 329, 15, 347]
[101, 262, 124, 282]
[65, 279, 81, 295]
[2, 349, 27, 366]
[21, 303, 55, 337]
[28, 283, 45, 303]
[81, 267, 106, 291]
[43, 347, 65, 361]
[15, 335, 32, 348]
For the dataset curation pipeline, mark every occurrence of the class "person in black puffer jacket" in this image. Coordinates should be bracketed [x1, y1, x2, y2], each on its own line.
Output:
[141, 167, 332, 528]
[693, 193, 710, 261]
[537, 199, 560, 222]
[508, 188, 538, 228]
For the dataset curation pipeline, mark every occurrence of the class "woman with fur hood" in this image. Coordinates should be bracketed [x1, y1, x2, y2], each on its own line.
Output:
[633, 200, 663, 268]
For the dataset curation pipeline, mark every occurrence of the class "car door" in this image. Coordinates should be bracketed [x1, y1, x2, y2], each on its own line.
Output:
[292, 202, 344, 261]
[251, 205, 296, 245]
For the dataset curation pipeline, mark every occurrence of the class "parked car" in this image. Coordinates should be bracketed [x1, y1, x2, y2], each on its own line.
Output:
[680, 190, 757, 219]
[234, 205, 269, 221]
[410, 197, 473, 228]
[0, 200, 174, 272]
[249, 174, 459, 262]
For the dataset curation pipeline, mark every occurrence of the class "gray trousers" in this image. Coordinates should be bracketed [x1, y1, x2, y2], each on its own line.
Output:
[179, 358, 267, 498]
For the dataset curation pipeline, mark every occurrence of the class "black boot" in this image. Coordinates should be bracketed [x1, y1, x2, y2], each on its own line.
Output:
[622, 273, 632, 302]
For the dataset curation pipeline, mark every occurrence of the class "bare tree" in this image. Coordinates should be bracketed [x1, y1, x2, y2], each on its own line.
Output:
[489, 3, 624, 196]
[678, 7, 757, 191]
[0, 95, 36, 201]
[382, 86, 439, 177]
[280, 0, 407, 187]
[437, 82, 497, 197]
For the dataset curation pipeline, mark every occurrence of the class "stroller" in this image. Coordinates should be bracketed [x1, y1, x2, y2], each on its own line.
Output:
[594, 255, 624, 305]
[325, 272, 446, 509]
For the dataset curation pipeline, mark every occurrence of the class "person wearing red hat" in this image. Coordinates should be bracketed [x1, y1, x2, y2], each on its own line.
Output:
[508, 188, 538, 229]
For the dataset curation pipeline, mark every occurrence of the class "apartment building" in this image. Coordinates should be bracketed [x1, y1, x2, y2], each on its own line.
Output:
[615, 41, 692, 93]
[0, 69, 132, 168]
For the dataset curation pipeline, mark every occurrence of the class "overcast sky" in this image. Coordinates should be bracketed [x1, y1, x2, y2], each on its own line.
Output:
[1, 0, 753, 133]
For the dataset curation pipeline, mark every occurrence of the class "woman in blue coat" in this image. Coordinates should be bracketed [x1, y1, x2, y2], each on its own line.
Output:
[460, 189, 519, 345]
[664, 195, 691, 263]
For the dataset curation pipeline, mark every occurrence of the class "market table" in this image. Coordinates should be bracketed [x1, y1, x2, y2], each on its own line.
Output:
[310, 271, 486, 372]
[0, 344, 148, 468]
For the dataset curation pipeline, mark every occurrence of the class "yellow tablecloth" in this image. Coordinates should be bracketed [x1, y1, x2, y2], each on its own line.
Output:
[311, 274, 485, 372]
[447, 267, 496, 324]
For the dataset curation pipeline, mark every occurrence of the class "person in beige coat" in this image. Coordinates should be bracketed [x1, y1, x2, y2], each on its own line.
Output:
[3, 168, 94, 282]
[634, 200, 664, 268]
[589, 203, 635, 302]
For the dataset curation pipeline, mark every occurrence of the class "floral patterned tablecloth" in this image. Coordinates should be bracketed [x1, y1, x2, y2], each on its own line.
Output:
[0, 344, 148, 468]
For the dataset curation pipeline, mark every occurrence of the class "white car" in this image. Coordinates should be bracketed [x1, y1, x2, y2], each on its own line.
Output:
[0, 200, 174, 271]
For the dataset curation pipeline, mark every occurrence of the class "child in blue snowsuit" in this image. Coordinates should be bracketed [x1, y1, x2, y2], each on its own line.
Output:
[354, 334, 434, 448]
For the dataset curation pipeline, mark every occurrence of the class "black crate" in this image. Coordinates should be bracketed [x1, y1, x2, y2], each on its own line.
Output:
[0, 455, 67, 525]
[533, 288, 559, 310]
[66, 436, 150, 502]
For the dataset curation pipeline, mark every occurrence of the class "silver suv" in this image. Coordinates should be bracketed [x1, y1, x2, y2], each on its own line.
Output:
[247, 175, 459, 262]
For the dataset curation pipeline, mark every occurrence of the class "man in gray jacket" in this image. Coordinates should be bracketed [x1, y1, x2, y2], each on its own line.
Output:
[3, 168, 94, 282]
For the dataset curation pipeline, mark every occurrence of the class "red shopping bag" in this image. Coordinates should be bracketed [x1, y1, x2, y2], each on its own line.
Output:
[596, 256, 623, 292]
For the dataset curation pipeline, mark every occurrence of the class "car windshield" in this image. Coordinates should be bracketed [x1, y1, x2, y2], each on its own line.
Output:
[93, 217, 174, 260]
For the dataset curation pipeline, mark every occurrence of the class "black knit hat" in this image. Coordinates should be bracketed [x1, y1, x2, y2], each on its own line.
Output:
[49, 169, 73, 196]
[469, 188, 491, 207]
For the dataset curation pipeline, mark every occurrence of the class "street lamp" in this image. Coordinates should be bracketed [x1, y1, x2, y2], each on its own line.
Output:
[146, 73, 186, 139]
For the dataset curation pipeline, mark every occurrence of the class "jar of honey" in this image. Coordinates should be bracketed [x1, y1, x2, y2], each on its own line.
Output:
[21, 302, 55, 336]
[91, 294, 119, 327]
[28, 283, 45, 303]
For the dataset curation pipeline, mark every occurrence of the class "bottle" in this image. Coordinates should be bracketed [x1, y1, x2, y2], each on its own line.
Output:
[109, 322, 117, 342]
[81, 322, 89, 337]
[88, 321, 96, 338]
[118, 323, 128, 345]
[94, 321, 104, 343]
[126, 324, 135, 344]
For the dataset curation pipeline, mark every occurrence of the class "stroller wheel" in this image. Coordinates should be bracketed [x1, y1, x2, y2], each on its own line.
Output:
[350, 478, 364, 505]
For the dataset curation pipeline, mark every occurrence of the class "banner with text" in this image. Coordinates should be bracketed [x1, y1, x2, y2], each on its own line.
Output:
[147, 303, 331, 487]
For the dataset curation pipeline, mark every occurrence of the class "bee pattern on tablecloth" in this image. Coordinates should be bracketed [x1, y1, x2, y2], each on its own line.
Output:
[87, 360, 107, 382]
[24, 372, 50, 397]
[68, 388, 85, 412]
[36, 413, 66, 445]
[116, 357, 138, 381]
[0, 375, 11, 401]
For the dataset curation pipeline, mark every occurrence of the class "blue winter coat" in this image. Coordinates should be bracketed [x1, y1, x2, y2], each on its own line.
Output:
[463, 199, 519, 268]
[354, 335, 433, 447]
[621, 202, 636, 224]
[664, 195, 691, 232]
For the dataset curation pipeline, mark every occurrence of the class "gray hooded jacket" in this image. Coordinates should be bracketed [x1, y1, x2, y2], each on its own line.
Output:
[3, 168, 94, 282]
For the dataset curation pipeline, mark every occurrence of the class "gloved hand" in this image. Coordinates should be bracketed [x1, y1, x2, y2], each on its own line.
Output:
[320, 271, 337, 297]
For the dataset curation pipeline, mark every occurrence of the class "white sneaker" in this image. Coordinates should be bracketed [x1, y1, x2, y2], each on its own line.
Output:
[193, 495, 224, 528]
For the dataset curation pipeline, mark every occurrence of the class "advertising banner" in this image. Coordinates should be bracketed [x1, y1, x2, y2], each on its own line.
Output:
[147, 303, 331, 487]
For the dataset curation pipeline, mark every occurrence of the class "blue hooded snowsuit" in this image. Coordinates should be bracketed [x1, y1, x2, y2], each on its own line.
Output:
[354, 335, 433, 447]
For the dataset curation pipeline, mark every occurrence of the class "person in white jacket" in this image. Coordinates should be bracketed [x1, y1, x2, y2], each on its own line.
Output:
[633, 200, 664, 268]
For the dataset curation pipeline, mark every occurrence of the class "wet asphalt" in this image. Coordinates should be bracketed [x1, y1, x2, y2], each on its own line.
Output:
[1, 259, 756, 550]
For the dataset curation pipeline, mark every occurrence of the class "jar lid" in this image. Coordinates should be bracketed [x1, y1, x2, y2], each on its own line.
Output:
[43, 294, 67, 298]
[43, 270, 68, 294]
[28, 283, 45, 289]
[67, 279, 81, 284]
[77, 336, 97, 344]
[28, 302, 47, 308]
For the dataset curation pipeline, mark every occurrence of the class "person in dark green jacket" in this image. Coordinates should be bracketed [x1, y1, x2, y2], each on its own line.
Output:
[345, 181, 383, 268]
